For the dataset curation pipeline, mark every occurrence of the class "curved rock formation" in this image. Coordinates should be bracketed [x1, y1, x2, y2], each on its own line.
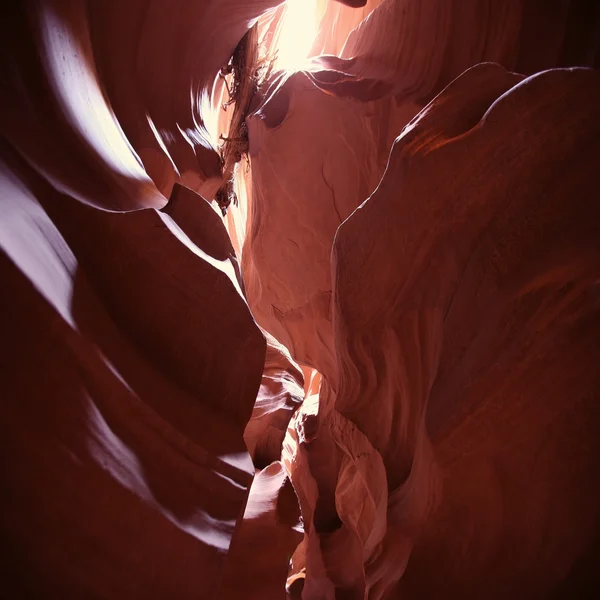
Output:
[241, 0, 600, 384]
[0, 1, 275, 596]
[220, 461, 303, 599]
[2, 0, 600, 598]
[244, 332, 305, 469]
[328, 63, 600, 598]
[243, 69, 419, 379]
[0, 150, 264, 597]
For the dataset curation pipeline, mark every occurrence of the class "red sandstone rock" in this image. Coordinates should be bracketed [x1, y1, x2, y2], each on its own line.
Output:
[219, 461, 303, 599]
[2, 0, 600, 598]
[243, 71, 420, 380]
[241, 0, 600, 390]
[289, 64, 600, 599]
[0, 150, 265, 597]
[86, 0, 284, 198]
[244, 332, 305, 469]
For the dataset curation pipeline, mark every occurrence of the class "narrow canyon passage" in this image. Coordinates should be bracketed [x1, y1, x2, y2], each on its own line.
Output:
[1, 1, 600, 599]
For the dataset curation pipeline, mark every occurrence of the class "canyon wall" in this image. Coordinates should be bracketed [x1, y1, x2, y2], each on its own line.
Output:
[1, 0, 600, 598]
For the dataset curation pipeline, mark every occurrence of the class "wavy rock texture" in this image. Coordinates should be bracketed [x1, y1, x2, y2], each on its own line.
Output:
[277, 64, 600, 599]
[2, 0, 600, 599]
[0, 1, 278, 598]
[244, 332, 305, 469]
[243, 71, 420, 379]
[242, 0, 600, 382]
[314, 0, 600, 100]
[0, 0, 284, 210]
[310, 0, 382, 57]
[331, 63, 600, 598]
[240, 3, 600, 598]
[0, 148, 264, 598]
[220, 461, 303, 599]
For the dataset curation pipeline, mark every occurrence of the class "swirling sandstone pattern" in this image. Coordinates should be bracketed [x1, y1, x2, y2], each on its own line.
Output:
[1, 0, 600, 598]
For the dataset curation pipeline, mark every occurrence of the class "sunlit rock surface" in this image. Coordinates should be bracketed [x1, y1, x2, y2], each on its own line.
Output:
[2, 0, 600, 598]
[243, 71, 420, 379]
[0, 1, 274, 597]
[220, 461, 303, 599]
[244, 332, 305, 469]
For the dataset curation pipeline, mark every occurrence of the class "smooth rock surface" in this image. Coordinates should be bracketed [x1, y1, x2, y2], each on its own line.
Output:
[0, 150, 265, 598]
[291, 64, 600, 599]
[2, 1, 600, 598]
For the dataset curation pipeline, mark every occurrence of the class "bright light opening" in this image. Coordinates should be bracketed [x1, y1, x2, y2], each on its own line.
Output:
[272, 0, 322, 71]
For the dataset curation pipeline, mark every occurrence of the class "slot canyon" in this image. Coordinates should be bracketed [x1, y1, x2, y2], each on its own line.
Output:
[2, 0, 600, 598]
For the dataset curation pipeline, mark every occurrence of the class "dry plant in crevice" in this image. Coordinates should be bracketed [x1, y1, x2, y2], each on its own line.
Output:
[215, 24, 276, 216]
